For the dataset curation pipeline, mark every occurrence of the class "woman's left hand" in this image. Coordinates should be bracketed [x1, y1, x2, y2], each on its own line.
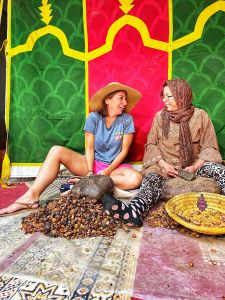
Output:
[184, 166, 196, 174]
[184, 159, 205, 174]
[158, 160, 178, 177]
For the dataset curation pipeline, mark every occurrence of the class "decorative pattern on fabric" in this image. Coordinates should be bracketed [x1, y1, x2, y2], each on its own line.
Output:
[197, 162, 225, 195]
[5, 0, 225, 168]
[132, 173, 166, 210]
[133, 162, 225, 214]
[0, 213, 142, 299]
[172, 0, 225, 158]
[8, 0, 86, 163]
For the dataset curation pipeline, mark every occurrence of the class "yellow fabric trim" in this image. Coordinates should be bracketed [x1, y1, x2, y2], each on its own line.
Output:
[11, 163, 43, 166]
[0, 0, 3, 22]
[1, 152, 10, 187]
[10, 25, 85, 60]
[9, 15, 168, 61]
[83, 0, 89, 153]
[1, 0, 11, 185]
[5, 0, 225, 170]
[172, 1, 225, 50]
[5, 0, 11, 131]
[83, 0, 89, 119]
[168, 0, 173, 80]
[130, 161, 143, 165]
[8, 1, 225, 62]
[87, 15, 168, 60]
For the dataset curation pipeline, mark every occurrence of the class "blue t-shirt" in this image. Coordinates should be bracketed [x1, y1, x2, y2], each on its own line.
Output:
[84, 112, 135, 164]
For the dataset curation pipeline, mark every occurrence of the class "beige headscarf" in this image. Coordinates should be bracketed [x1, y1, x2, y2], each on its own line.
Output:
[161, 78, 195, 168]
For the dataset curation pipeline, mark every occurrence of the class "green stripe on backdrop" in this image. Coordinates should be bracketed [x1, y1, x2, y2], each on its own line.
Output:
[8, 0, 86, 163]
[172, 1, 225, 158]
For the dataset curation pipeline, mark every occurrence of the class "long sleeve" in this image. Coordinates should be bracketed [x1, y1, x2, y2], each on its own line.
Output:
[197, 110, 222, 163]
[141, 108, 222, 178]
[142, 113, 163, 172]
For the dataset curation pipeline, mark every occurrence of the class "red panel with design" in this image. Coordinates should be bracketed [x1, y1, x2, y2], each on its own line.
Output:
[87, 0, 169, 161]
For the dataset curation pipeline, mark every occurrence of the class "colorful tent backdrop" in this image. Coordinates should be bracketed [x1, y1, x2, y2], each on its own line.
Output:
[3, 0, 225, 175]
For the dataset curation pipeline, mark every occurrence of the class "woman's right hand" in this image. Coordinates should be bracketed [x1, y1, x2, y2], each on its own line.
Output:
[158, 160, 178, 177]
[97, 168, 111, 176]
[87, 170, 94, 176]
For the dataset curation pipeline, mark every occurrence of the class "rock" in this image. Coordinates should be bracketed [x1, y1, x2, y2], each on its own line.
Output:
[162, 176, 221, 200]
[178, 168, 196, 181]
[71, 175, 114, 201]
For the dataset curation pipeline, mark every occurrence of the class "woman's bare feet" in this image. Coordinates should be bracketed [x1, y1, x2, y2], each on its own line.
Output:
[0, 190, 39, 216]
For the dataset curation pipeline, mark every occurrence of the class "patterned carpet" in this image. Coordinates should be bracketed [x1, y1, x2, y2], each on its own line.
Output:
[0, 178, 143, 299]
[0, 212, 142, 299]
[1, 179, 225, 299]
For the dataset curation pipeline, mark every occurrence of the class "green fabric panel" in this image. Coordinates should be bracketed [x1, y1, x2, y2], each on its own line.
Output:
[11, 0, 84, 52]
[172, 12, 225, 158]
[9, 35, 85, 163]
[173, 0, 215, 39]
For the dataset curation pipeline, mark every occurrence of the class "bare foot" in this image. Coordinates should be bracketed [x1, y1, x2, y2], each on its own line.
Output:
[0, 190, 39, 216]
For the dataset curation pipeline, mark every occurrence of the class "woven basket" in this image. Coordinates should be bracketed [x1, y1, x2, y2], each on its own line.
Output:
[165, 192, 225, 235]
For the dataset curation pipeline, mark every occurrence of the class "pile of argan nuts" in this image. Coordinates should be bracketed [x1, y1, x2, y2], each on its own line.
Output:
[21, 191, 122, 239]
[143, 202, 201, 237]
[22, 193, 201, 239]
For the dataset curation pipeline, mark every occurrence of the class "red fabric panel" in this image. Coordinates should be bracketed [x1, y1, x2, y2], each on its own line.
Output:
[86, 0, 169, 51]
[86, 0, 122, 51]
[87, 0, 168, 161]
[88, 26, 167, 161]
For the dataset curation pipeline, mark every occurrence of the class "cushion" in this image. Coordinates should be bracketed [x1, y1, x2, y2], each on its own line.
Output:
[162, 176, 221, 200]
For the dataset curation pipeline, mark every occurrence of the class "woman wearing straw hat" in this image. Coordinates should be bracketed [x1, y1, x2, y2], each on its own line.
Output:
[102, 78, 225, 227]
[0, 82, 143, 215]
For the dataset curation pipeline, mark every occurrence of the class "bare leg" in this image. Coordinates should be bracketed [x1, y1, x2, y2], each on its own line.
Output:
[0, 146, 88, 215]
[110, 168, 143, 190]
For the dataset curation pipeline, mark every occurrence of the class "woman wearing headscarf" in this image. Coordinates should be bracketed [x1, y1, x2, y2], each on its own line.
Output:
[102, 78, 225, 227]
[0, 82, 143, 216]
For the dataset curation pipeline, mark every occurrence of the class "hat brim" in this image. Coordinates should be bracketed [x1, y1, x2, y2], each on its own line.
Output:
[89, 82, 142, 113]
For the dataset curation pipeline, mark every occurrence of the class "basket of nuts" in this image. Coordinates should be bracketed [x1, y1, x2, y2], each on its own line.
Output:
[165, 192, 225, 235]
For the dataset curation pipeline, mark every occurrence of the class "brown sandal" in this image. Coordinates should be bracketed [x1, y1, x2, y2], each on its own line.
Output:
[0, 200, 39, 217]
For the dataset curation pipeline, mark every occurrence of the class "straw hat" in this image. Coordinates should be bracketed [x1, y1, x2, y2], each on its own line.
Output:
[89, 82, 142, 113]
